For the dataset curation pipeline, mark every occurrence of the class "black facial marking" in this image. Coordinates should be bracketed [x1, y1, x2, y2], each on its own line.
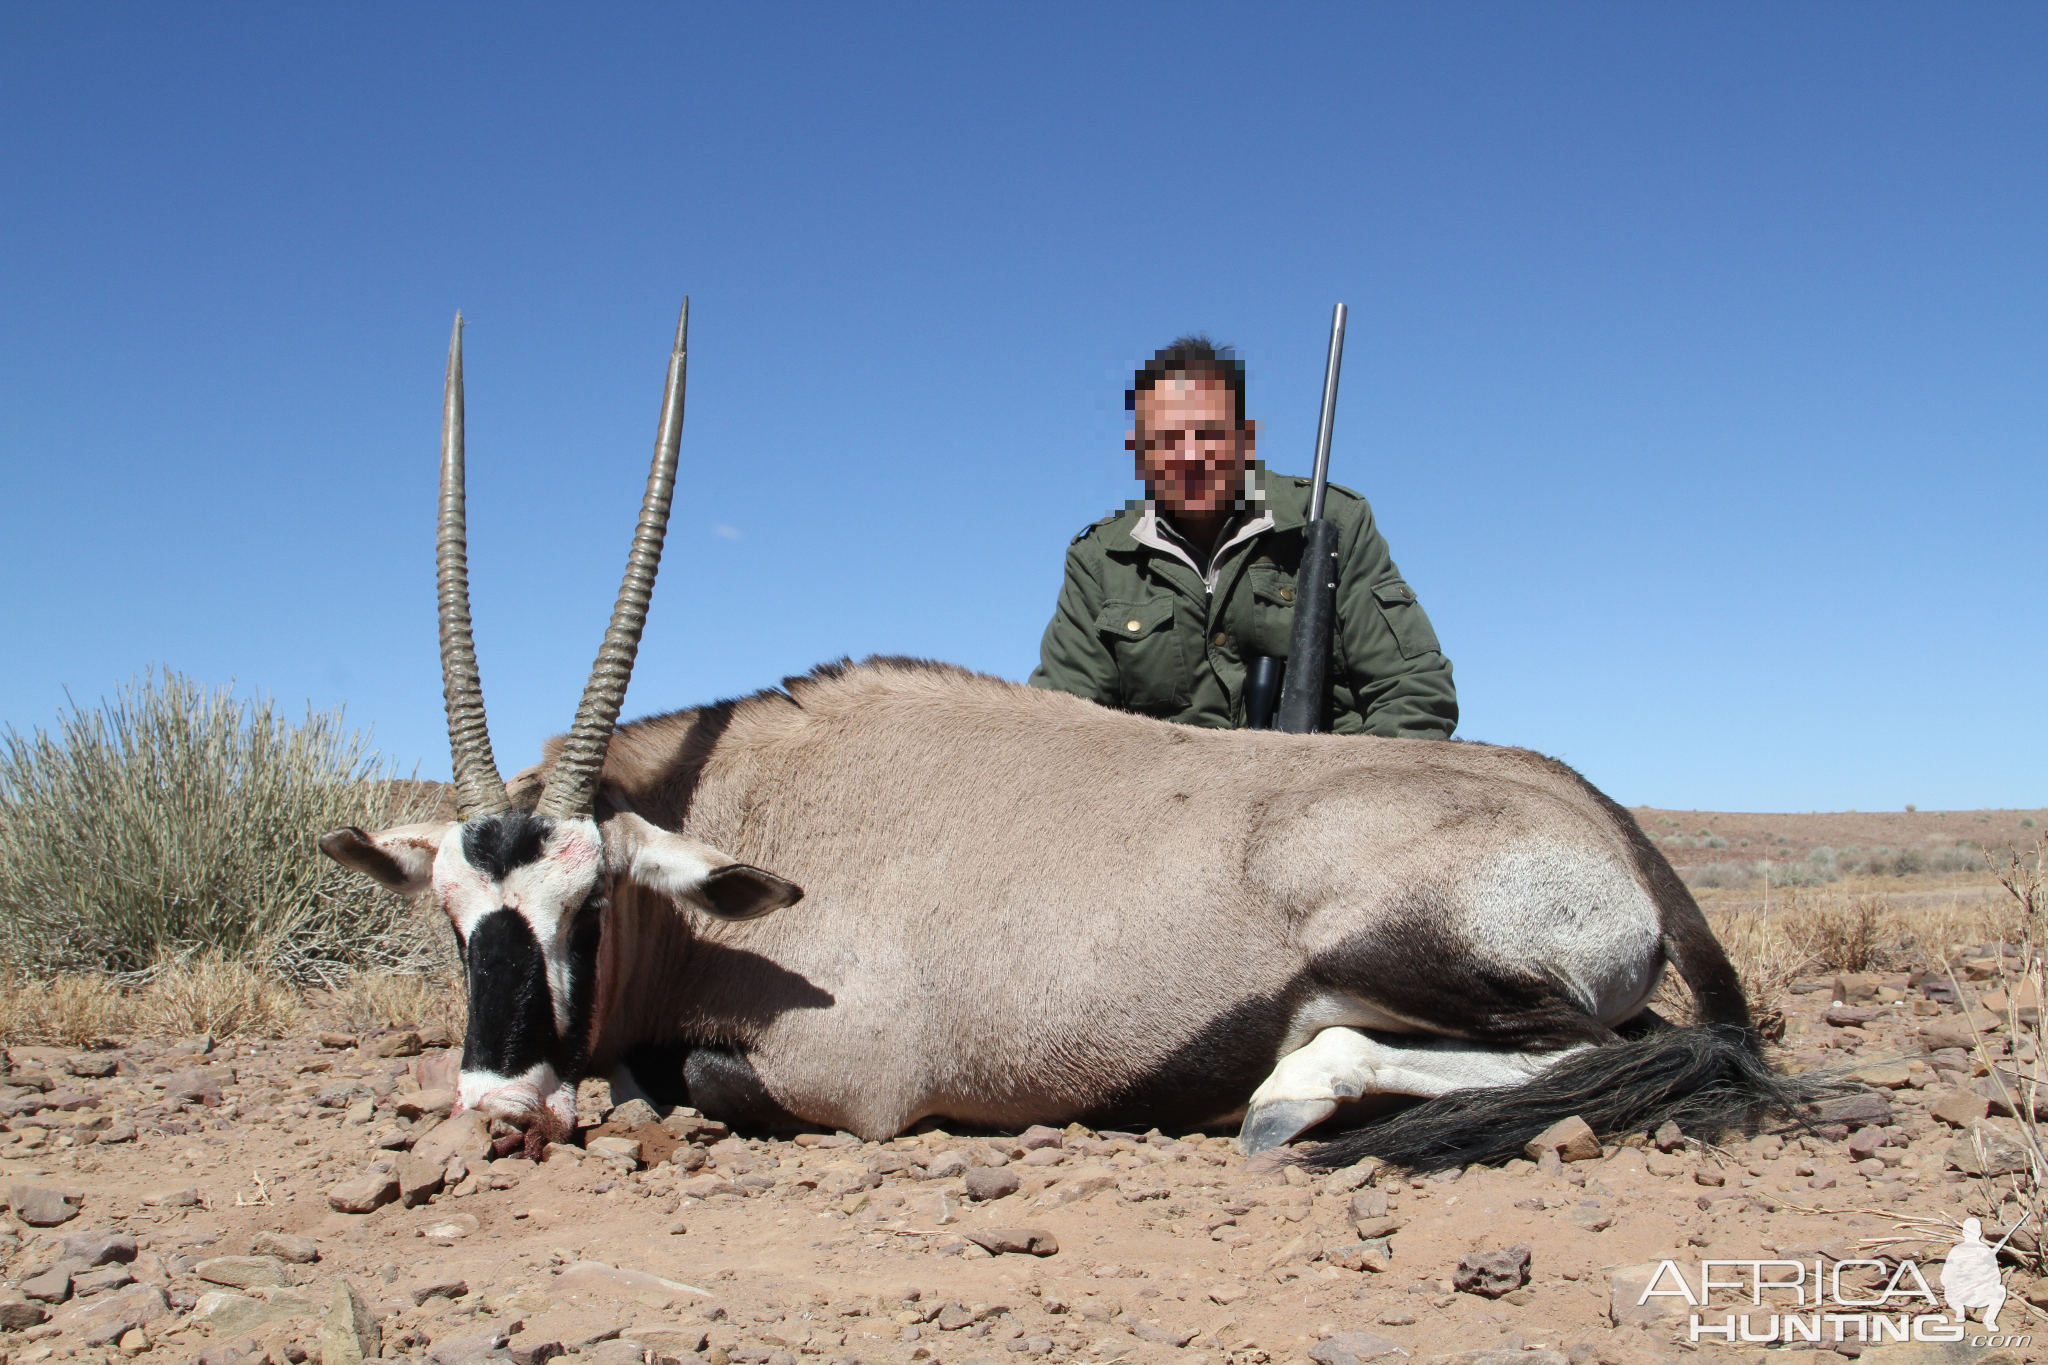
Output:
[546, 895, 603, 1082]
[461, 908, 558, 1079]
[461, 810, 552, 882]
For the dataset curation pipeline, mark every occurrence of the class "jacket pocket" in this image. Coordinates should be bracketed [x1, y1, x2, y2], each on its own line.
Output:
[1096, 598, 1187, 712]
[1371, 577, 1441, 659]
[1244, 562, 1299, 658]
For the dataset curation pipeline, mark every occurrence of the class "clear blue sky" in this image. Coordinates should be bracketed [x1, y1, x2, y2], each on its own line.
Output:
[4, 5, 2042, 812]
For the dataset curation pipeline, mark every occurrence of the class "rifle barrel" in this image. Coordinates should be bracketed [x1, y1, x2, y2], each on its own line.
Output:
[1306, 302, 1347, 522]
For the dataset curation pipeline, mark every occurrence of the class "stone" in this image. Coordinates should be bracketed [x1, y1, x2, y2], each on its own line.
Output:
[428, 1331, 509, 1365]
[508, 1341, 566, 1365]
[0, 1290, 51, 1329]
[1833, 973, 1879, 1003]
[63, 1232, 139, 1265]
[317, 1278, 381, 1365]
[675, 1173, 740, 1199]
[586, 1136, 644, 1164]
[99, 1119, 138, 1143]
[1609, 1263, 1692, 1327]
[55, 1283, 169, 1339]
[964, 1228, 1059, 1256]
[249, 1231, 320, 1264]
[1325, 1239, 1394, 1273]
[1812, 1092, 1893, 1127]
[7, 1182, 81, 1225]
[1426, 1353, 1566, 1365]
[373, 1031, 423, 1059]
[191, 1292, 299, 1337]
[164, 1069, 224, 1104]
[554, 1261, 712, 1309]
[117, 1327, 150, 1355]
[606, 1098, 661, 1129]
[1453, 1244, 1531, 1299]
[394, 1089, 456, 1120]
[1947, 1123, 2031, 1177]
[1132, 1322, 1196, 1348]
[1653, 1121, 1685, 1151]
[197, 1256, 293, 1290]
[144, 1186, 200, 1207]
[575, 1076, 614, 1127]
[419, 1212, 481, 1241]
[73, 1266, 136, 1297]
[396, 1153, 445, 1207]
[1017, 1124, 1064, 1149]
[411, 1108, 490, 1167]
[410, 1279, 468, 1307]
[1309, 1330, 1412, 1364]
[1851, 1060, 1914, 1089]
[1350, 1215, 1402, 1240]
[964, 1167, 1021, 1201]
[926, 1149, 972, 1179]
[319, 1032, 357, 1049]
[1525, 1116, 1601, 1163]
[630, 1327, 710, 1356]
[199, 1338, 260, 1365]
[23, 1268, 72, 1302]
[326, 1173, 400, 1214]
[1033, 1165, 1119, 1208]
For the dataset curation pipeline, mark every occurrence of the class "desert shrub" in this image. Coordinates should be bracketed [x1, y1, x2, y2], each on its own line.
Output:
[1927, 842, 1988, 874]
[138, 953, 300, 1039]
[1892, 847, 1926, 876]
[2025, 817, 2038, 829]
[1685, 861, 1755, 889]
[1784, 896, 1894, 973]
[0, 973, 133, 1047]
[330, 970, 466, 1036]
[0, 670, 447, 982]
[1770, 855, 1838, 887]
[1702, 834, 1729, 849]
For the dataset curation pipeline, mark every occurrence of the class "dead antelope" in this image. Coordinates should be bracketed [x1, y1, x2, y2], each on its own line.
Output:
[322, 306, 1817, 1169]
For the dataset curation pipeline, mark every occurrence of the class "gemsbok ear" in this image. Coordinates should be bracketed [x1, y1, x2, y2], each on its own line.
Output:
[319, 823, 451, 896]
[603, 812, 804, 922]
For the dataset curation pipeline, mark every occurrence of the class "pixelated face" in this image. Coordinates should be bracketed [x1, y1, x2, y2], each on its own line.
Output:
[1130, 373, 1256, 514]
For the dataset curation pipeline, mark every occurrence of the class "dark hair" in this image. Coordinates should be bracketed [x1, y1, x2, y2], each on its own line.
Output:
[1127, 334, 1246, 425]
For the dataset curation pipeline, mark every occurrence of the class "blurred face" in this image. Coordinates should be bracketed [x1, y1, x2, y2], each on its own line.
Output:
[1129, 373, 1257, 515]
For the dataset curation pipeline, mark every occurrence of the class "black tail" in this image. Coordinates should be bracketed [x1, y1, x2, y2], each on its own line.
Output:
[1299, 1022, 1836, 1173]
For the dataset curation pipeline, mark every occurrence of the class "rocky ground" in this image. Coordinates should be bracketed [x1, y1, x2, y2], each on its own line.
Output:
[5, 948, 2048, 1365]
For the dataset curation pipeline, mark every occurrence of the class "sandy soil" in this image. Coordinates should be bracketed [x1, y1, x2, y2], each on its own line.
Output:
[5, 962, 2047, 1365]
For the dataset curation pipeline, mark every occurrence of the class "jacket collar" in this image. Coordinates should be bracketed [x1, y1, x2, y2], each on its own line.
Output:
[1101, 466, 1307, 553]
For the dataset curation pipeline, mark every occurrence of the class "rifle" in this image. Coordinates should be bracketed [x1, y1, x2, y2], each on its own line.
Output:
[1272, 302, 1348, 734]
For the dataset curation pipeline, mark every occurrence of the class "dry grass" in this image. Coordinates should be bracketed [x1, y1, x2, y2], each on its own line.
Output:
[0, 954, 302, 1046]
[0, 973, 134, 1047]
[136, 953, 301, 1039]
[327, 970, 466, 1036]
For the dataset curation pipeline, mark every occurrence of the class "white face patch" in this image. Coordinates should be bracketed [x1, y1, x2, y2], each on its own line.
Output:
[458, 1058, 575, 1127]
[435, 816, 605, 1037]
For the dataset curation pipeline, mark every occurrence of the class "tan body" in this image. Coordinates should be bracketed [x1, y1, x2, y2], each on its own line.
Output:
[514, 659, 1714, 1142]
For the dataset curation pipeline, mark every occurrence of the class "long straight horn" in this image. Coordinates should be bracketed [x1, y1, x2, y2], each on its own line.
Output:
[439, 312, 512, 819]
[536, 299, 689, 821]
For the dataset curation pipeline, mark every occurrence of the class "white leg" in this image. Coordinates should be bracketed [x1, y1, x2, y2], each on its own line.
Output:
[1239, 1027, 1585, 1155]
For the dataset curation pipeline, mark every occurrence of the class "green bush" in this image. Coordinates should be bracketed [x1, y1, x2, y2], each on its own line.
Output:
[0, 670, 447, 983]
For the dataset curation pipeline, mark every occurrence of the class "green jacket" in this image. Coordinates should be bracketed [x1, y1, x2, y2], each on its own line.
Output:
[1027, 472, 1458, 738]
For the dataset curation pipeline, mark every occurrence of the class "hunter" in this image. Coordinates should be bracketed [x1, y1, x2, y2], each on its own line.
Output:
[1028, 335, 1458, 737]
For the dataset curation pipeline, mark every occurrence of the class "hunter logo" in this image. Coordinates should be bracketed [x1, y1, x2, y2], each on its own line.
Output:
[1637, 1218, 2035, 1350]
